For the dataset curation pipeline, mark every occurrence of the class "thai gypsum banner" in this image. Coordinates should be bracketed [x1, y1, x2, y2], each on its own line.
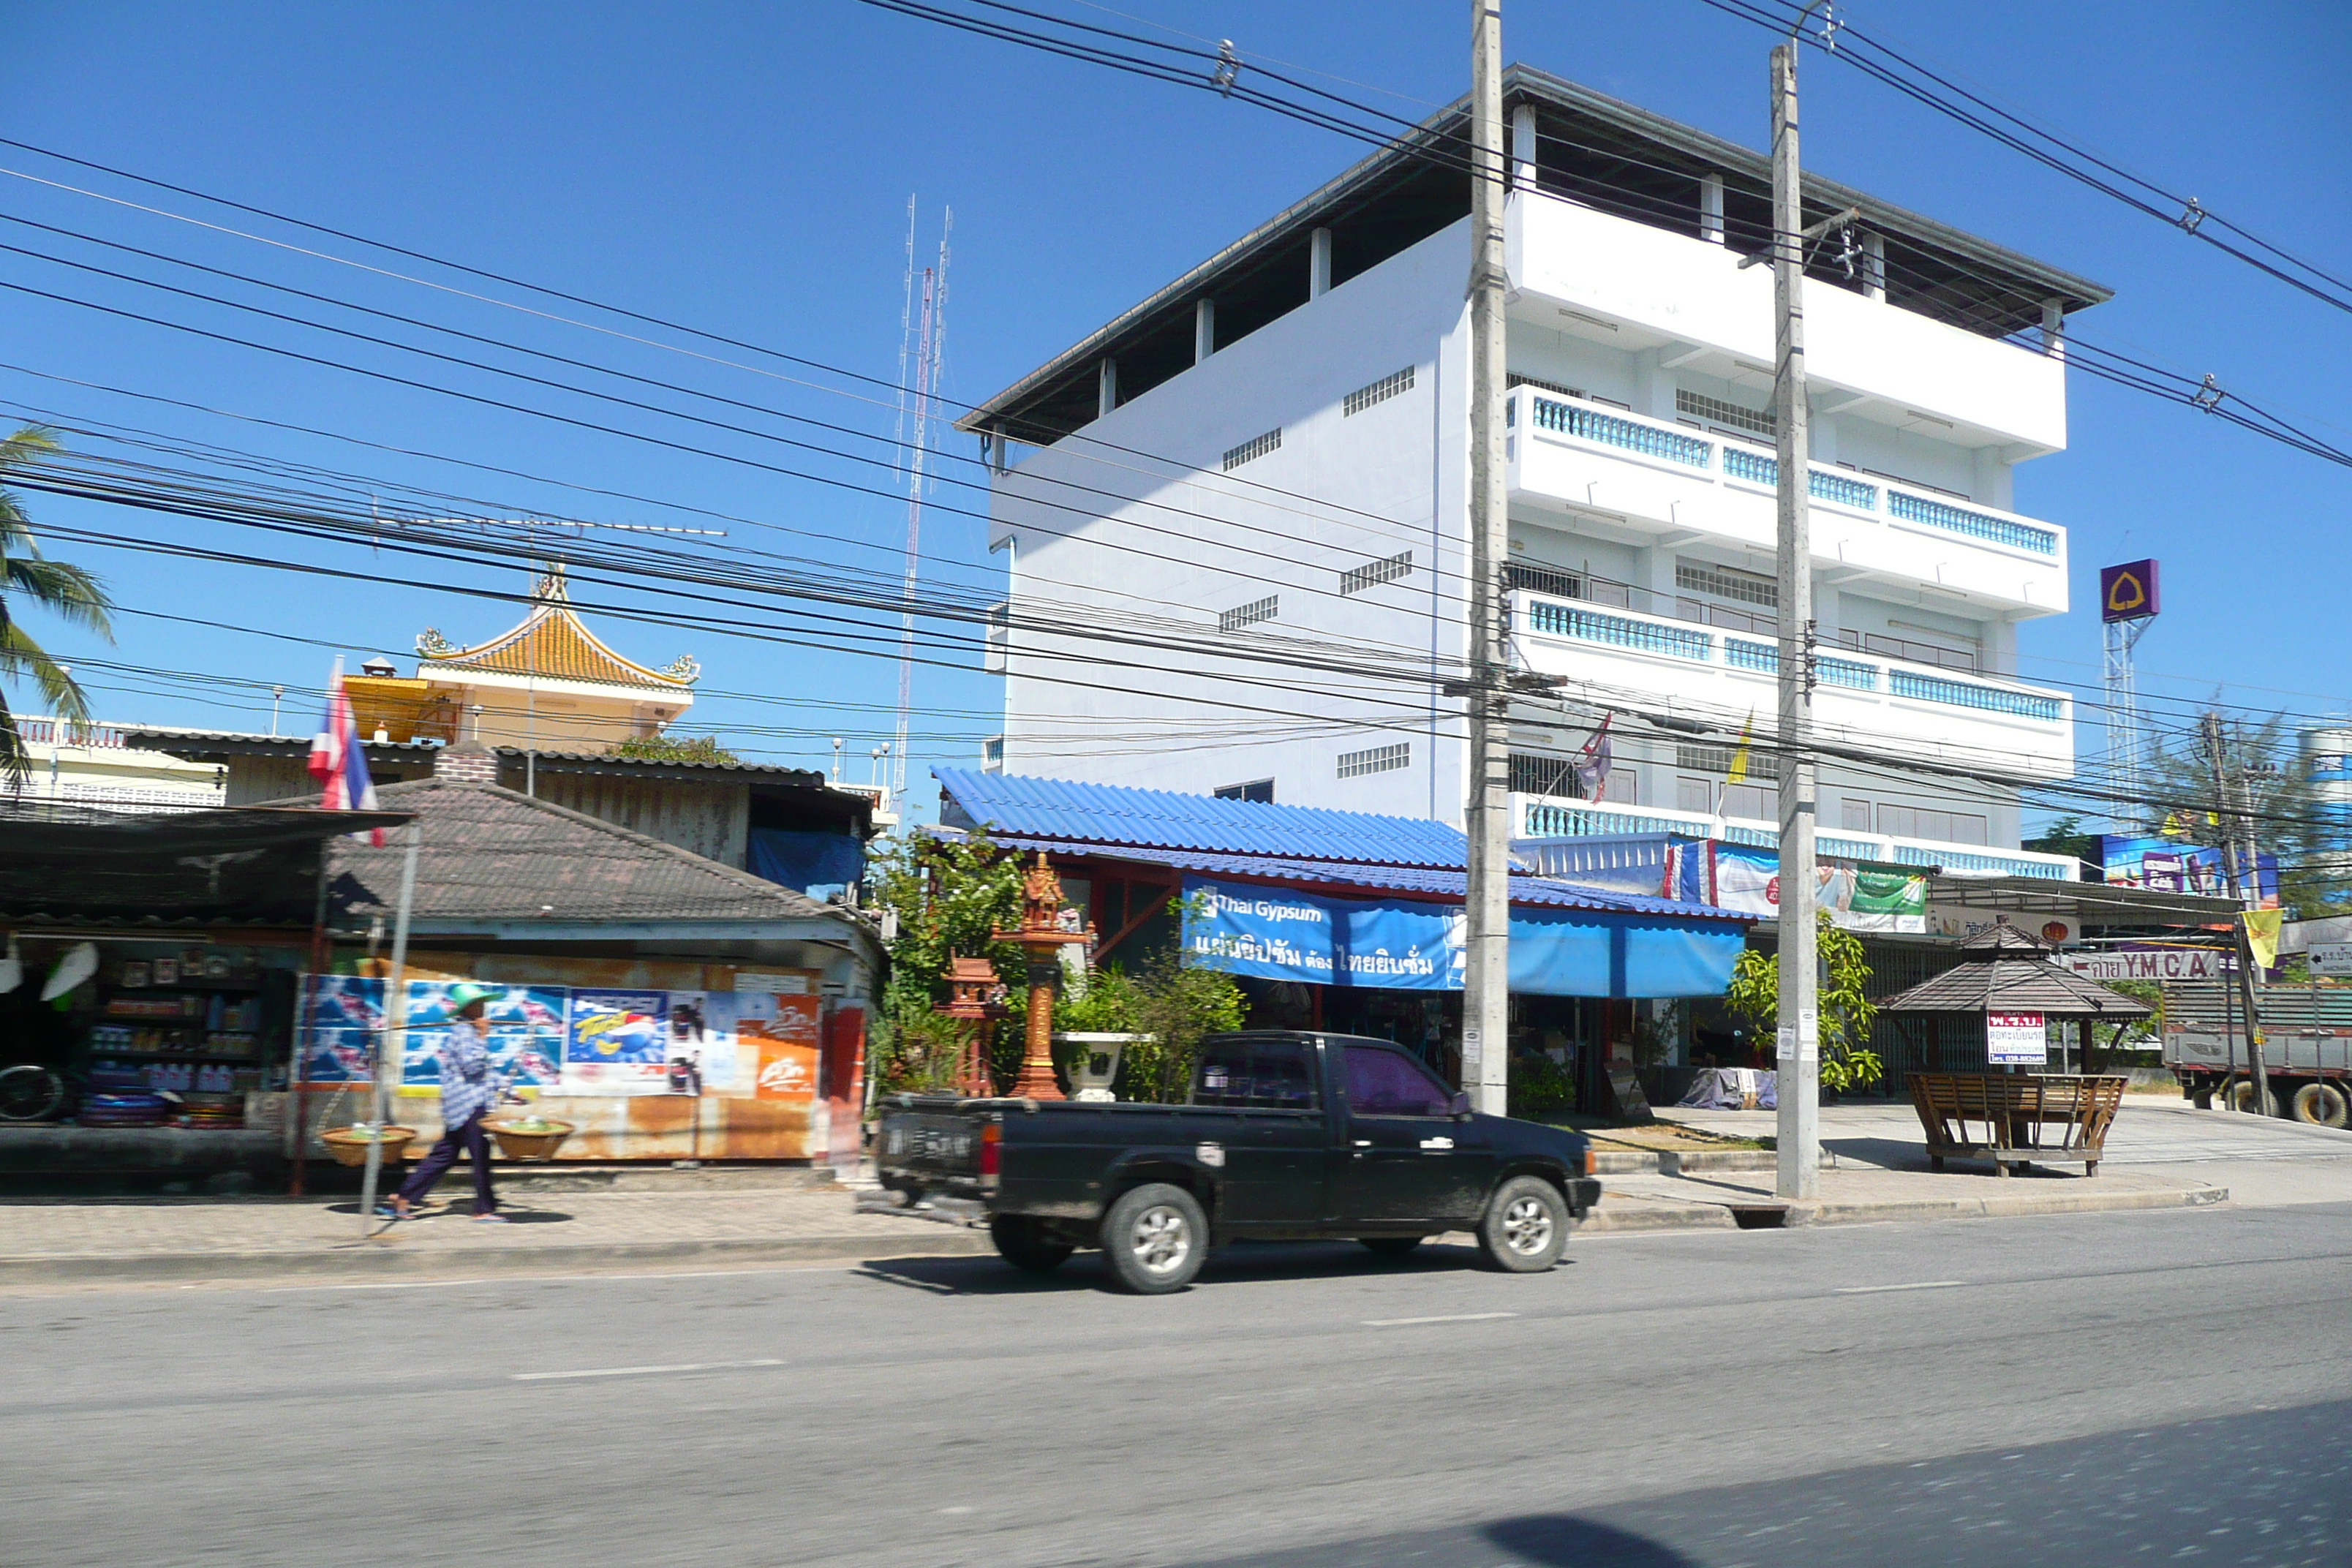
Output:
[1181, 876, 1463, 990]
[1711, 844, 1928, 934]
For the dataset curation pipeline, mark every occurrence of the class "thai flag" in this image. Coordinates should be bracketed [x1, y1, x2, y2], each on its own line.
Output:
[308, 668, 385, 845]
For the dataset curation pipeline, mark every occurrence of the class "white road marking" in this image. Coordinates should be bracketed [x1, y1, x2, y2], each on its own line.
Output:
[511, 1357, 785, 1382]
[1361, 1311, 1520, 1327]
[1833, 1280, 1966, 1294]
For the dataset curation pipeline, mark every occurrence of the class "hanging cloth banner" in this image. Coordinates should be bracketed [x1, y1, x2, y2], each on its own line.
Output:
[1181, 877, 1462, 990]
[1695, 843, 1928, 934]
[1179, 877, 1748, 998]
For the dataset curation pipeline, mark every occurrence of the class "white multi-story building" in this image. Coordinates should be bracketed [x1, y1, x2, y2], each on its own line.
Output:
[962, 68, 2101, 881]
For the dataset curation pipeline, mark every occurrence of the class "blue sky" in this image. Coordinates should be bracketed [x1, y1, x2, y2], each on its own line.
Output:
[6, 1, 2347, 824]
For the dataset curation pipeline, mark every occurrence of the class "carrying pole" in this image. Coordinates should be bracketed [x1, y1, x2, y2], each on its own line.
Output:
[1462, 0, 1512, 1115]
[1771, 18, 1824, 1200]
[358, 824, 421, 1237]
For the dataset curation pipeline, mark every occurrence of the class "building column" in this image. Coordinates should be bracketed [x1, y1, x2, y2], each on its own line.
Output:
[1700, 173, 1725, 244]
[1194, 298, 1215, 365]
[1097, 357, 1117, 421]
[1985, 617, 2019, 679]
[2040, 298, 2067, 361]
[991, 423, 1010, 473]
[1510, 104, 1537, 189]
[1861, 232, 1886, 301]
[1309, 227, 1332, 298]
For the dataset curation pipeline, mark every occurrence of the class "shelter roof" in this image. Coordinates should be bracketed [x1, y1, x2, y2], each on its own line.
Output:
[1922, 874, 2243, 928]
[415, 569, 694, 692]
[968, 833, 1750, 924]
[0, 802, 412, 925]
[1876, 954, 2154, 1019]
[935, 768, 1472, 870]
[268, 778, 842, 930]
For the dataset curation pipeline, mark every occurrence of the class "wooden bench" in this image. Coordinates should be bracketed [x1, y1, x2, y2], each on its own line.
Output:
[1906, 1073, 2127, 1177]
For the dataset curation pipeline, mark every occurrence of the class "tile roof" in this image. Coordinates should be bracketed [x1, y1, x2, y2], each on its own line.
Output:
[1875, 956, 2154, 1019]
[974, 834, 1749, 923]
[935, 769, 1472, 869]
[294, 778, 845, 927]
[418, 573, 693, 691]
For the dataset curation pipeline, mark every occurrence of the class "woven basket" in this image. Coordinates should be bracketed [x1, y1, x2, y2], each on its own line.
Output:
[322, 1126, 417, 1167]
[483, 1119, 574, 1161]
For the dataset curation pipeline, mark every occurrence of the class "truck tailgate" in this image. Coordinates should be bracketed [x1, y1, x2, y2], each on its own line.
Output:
[878, 1107, 985, 1186]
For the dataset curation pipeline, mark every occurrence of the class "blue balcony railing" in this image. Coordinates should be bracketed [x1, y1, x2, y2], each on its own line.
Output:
[1719, 445, 1878, 510]
[1888, 491, 2057, 556]
[1819, 657, 1878, 691]
[1526, 600, 1712, 659]
[1529, 395, 1711, 470]
[1887, 669, 2063, 721]
[1725, 638, 1777, 673]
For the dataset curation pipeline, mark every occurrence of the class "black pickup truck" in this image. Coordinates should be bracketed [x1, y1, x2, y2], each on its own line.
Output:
[878, 1030, 1599, 1293]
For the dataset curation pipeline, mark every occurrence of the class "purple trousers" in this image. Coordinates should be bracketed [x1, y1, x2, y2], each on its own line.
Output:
[396, 1110, 497, 1215]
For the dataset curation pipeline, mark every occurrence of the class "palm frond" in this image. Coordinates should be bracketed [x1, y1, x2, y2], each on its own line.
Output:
[3, 556, 113, 638]
[0, 620, 90, 723]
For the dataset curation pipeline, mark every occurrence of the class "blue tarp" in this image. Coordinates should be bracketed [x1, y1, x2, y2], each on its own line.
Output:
[1182, 875, 1744, 999]
[747, 827, 864, 900]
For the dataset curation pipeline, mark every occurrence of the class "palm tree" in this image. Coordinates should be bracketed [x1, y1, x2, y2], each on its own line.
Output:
[0, 426, 114, 785]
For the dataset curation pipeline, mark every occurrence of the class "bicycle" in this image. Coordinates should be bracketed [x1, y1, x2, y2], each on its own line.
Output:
[0, 1063, 69, 1122]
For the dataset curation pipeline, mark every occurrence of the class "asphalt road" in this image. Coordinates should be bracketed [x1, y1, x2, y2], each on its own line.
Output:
[4, 1202, 2348, 1568]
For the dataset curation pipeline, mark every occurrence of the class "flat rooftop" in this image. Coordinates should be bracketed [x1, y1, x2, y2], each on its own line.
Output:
[962, 64, 2113, 447]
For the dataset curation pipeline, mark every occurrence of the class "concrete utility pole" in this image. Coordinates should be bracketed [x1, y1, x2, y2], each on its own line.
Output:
[1463, 0, 1511, 1115]
[2206, 711, 2274, 1115]
[1771, 23, 1821, 1201]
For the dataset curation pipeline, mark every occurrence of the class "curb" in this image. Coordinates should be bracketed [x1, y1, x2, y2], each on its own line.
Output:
[0, 1228, 998, 1289]
[1578, 1182, 2228, 1235]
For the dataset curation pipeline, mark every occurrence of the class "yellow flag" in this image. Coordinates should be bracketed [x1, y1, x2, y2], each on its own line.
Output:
[1726, 711, 1754, 785]
[2244, 908, 2282, 970]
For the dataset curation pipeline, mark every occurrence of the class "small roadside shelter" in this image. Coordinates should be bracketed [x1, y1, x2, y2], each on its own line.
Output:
[1874, 923, 2153, 1073]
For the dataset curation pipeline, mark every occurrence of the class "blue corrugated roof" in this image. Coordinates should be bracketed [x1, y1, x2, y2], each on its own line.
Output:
[951, 832, 1749, 924]
[935, 768, 1472, 869]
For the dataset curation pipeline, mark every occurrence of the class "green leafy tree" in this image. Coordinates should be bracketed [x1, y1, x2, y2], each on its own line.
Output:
[0, 427, 114, 783]
[2144, 712, 2347, 919]
[1723, 912, 1882, 1091]
[609, 733, 740, 765]
[866, 827, 1030, 1093]
[1055, 948, 1244, 1104]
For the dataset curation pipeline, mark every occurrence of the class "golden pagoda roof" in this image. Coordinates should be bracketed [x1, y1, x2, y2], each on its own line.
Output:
[415, 568, 697, 691]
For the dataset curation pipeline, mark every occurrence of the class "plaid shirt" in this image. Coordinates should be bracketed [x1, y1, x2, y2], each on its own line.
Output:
[434, 1018, 510, 1128]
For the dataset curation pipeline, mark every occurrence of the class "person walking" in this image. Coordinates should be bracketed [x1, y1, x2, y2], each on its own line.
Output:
[385, 983, 521, 1223]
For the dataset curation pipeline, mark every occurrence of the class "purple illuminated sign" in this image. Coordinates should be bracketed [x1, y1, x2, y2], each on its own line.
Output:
[2100, 559, 2160, 623]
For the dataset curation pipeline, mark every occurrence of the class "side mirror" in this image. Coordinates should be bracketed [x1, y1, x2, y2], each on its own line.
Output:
[1450, 1091, 1473, 1120]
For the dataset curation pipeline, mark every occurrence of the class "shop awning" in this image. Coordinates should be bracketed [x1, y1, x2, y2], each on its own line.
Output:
[0, 803, 412, 925]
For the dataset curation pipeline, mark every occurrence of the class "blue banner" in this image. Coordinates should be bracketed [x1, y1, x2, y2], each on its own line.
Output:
[1182, 877, 1462, 990]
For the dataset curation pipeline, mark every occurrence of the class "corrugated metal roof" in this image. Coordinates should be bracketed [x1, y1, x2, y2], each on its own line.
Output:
[935, 769, 1472, 869]
[968, 833, 1749, 924]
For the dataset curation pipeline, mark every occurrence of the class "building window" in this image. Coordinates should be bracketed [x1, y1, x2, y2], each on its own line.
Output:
[981, 736, 1004, 773]
[1675, 560, 1779, 609]
[1510, 751, 1635, 804]
[1221, 427, 1282, 472]
[1722, 783, 1776, 821]
[1675, 388, 1775, 437]
[1215, 778, 1275, 804]
[1877, 803, 1989, 845]
[1504, 562, 1582, 600]
[1336, 742, 1410, 779]
[1343, 366, 1415, 416]
[1840, 797, 1872, 832]
[1340, 551, 1411, 595]
[1677, 776, 1711, 813]
[1673, 742, 1779, 781]
[1219, 595, 1278, 633]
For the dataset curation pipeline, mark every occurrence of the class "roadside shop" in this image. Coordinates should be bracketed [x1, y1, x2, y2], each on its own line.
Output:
[289, 759, 885, 1173]
[932, 768, 1752, 1113]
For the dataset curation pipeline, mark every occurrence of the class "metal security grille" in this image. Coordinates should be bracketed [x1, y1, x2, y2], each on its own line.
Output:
[1509, 751, 1576, 796]
[1218, 595, 1278, 633]
[1340, 551, 1411, 595]
[1675, 560, 1778, 608]
[1507, 372, 1583, 399]
[1336, 742, 1410, 778]
[1221, 428, 1282, 472]
[1674, 743, 1779, 781]
[1504, 562, 1581, 599]
[1676, 388, 1774, 436]
[1343, 366, 1415, 416]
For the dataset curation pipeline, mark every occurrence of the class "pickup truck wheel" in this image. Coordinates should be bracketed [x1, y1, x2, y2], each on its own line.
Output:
[1357, 1237, 1425, 1258]
[990, 1215, 1075, 1274]
[1100, 1183, 1206, 1294]
[1478, 1176, 1568, 1273]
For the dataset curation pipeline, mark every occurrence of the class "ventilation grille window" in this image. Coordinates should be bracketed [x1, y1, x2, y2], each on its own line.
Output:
[1221, 428, 1282, 472]
[1675, 742, 1781, 781]
[1337, 742, 1411, 779]
[1676, 388, 1774, 437]
[1219, 595, 1278, 633]
[1340, 551, 1412, 595]
[1675, 560, 1779, 608]
[1343, 366, 1415, 416]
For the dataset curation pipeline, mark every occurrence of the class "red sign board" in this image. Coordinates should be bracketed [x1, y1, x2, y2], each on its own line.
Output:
[2100, 560, 2160, 623]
